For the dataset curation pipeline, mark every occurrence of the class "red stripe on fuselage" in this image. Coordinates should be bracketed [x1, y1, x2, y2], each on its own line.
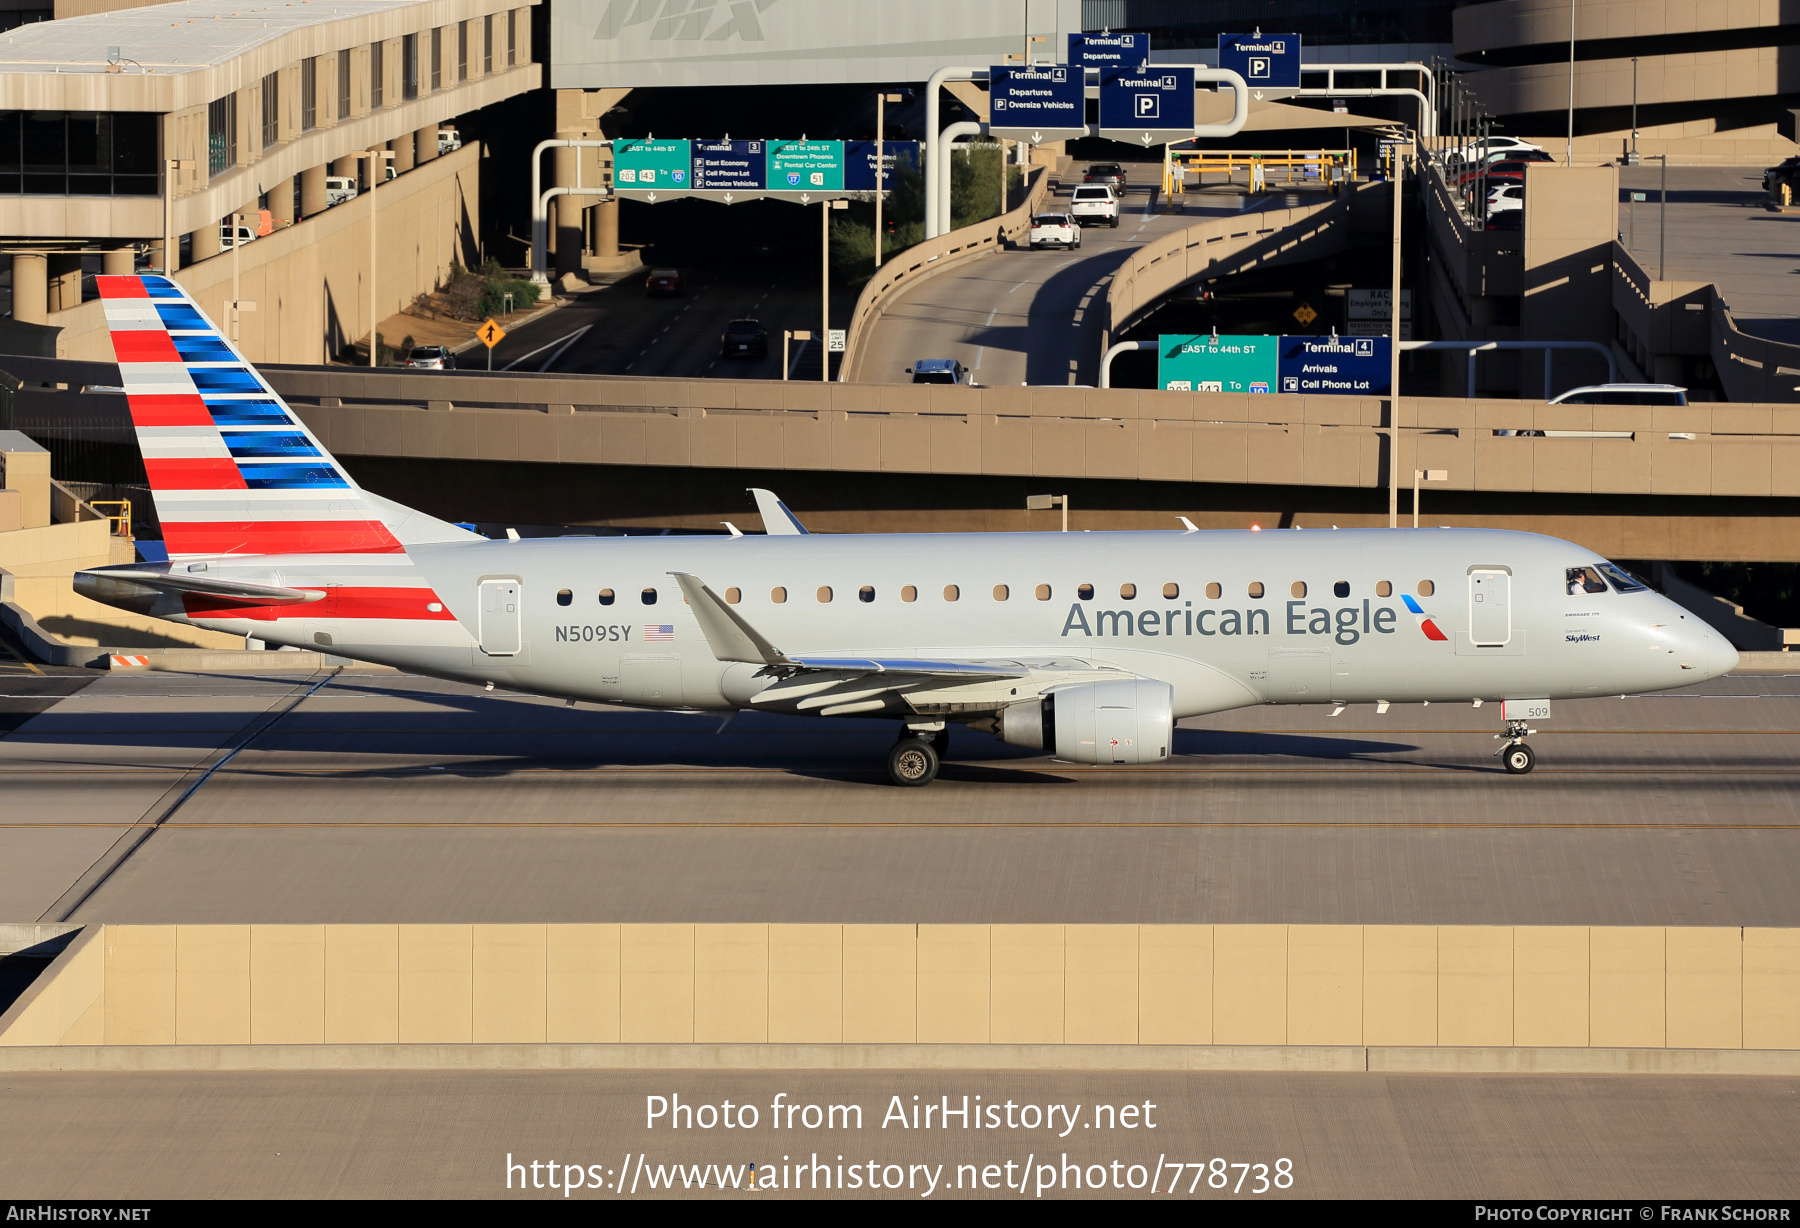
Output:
[97, 276, 149, 299]
[110, 330, 180, 363]
[1421, 618, 1448, 642]
[128, 393, 212, 428]
[161, 520, 405, 556]
[182, 587, 451, 622]
[143, 458, 246, 490]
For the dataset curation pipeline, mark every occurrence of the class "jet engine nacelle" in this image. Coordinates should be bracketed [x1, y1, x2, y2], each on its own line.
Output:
[999, 678, 1173, 765]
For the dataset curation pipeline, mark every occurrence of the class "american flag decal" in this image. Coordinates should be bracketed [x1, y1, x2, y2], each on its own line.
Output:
[644, 625, 674, 641]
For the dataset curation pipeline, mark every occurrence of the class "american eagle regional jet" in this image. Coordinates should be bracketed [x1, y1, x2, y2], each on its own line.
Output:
[76, 275, 1737, 785]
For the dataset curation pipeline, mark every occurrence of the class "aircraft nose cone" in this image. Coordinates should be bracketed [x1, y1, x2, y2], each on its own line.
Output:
[1682, 623, 1739, 681]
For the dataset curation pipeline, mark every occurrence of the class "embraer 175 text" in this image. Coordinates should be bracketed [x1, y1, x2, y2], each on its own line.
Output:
[77, 275, 1738, 785]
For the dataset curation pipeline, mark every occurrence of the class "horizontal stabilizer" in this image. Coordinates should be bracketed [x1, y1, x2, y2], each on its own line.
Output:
[74, 564, 325, 606]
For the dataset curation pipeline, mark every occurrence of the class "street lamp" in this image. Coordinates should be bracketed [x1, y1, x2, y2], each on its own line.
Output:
[1412, 469, 1447, 528]
[782, 330, 811, 382]
[227, 210, 257, 344]
[356, 148, 396, 366]
[874, 91, 904, 270]
[1026, 492, 1069, 532]
[1387, 145, 1407, 528]
[162, 158, 195, 275]
[1565, 0, 1577, 167]
[822, 198, 847, 382]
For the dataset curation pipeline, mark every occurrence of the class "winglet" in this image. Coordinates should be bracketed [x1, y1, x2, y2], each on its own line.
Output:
[669, 572, 787, 665]
[1177, 516, 1199, 533]
[748, 488, 809, 535]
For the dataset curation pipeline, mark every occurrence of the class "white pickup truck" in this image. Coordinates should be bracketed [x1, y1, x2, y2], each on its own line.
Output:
[1068, 185, 1120, 228]
[1027, 212, 1081, 250]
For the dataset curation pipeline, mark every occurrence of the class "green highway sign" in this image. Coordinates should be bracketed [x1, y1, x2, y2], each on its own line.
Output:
[613, 138, 691, 200]
[768, 139, 844, 194]
[1157, 334, 1279, 393]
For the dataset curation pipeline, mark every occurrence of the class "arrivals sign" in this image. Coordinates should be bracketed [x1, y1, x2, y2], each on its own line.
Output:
[1158, 333, 1392, 396]
[844, 140, 920, 192]
[988, 64, 1086, 144]
[1098, 66, 1196, 147]
[1067, 31, 1149, 69]
[1278, 335, 1392, 396]
[1217, 32, 1303, 92]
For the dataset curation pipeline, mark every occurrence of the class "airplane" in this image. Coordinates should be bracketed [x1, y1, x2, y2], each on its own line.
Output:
[74, 273, 1738, 786]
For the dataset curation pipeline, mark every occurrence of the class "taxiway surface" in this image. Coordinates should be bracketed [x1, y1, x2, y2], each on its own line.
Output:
[5, 667, 1798, 927]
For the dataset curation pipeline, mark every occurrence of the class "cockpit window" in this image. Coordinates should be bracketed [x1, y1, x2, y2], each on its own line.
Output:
[1566, 567, 1608, 595]
[1596, 561, 1649, 593]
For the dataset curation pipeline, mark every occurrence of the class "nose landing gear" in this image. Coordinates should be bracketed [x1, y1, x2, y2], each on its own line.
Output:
[1495, 718, 1537, 774]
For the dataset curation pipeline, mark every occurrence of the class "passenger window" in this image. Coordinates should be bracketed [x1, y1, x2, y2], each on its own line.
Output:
[1566, 566, 1608, 596]
[641, 587, 658, 605]
[858, 586, 875, 603]
[1035, 584, 1051, 601]
[1205, 582, 1221, 600]
[1162, 583, 1179, 599]
[599, 589, 615, 605]
[1334, 581, 1350, 599]
[771, 587, 787, 604]
[944, 585, 959, 602]
[1248, 582, 1265, 598]
[1120, 583, 1136, 600]
[725, 587, 741, 604]
[817, 586, 833, 603]
[901, 586, 917, 602]
[1375, 581, 1391, 598]
[556, 589, 572, 606]
[1078, 583, 1094, 601]
[993, 584, 1009, 601]
[1418, 580, 1435, 597]
[1291, 581, 1307, 599]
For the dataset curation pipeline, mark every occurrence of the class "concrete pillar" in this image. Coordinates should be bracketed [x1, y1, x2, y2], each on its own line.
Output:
[299, 165, 328, 217]
[102, 246, 135, 276]
[391, 132, 414, 174]
[47, 253, 82, 313]
[10, 253, 46, 324]
[415, 124, 439, 165]
[189, 221, 221, 263]
[593, 198, 619, 258]
[268, 174, 296, 226]
[330, 155, 358, 181]
[551, 140, 583, 278]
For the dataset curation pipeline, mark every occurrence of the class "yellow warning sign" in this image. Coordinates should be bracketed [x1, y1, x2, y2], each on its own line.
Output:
[477, 318, 507, 349]
[1291, 302, 1318, 327]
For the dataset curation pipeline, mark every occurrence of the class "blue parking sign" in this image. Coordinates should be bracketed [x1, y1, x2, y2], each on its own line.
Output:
[989, 64, 1086, 143]
[1218, 32, 1303, 91]
[1098, 66, 1195, 147]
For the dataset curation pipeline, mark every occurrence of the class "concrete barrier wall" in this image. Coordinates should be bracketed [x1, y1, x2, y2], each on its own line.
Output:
[841, 165, 1052, 382]
[4, 924, 1796, 1051]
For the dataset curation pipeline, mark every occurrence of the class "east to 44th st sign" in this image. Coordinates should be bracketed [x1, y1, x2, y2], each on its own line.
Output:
[1158, 333, 1391, 396]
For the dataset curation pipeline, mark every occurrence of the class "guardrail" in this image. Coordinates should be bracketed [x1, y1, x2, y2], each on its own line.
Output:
[840, 163, 1052, 382]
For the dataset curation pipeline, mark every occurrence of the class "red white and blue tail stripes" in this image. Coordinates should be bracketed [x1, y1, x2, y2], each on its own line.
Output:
[98, 274, 403, 560]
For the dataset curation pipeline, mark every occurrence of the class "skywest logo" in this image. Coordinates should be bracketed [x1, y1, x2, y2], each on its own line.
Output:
[1063, 600, 1402, 645]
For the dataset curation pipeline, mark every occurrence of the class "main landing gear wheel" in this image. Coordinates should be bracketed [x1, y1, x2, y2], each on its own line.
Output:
[887, 737, 940, 787]
[1502, 743, 1536, 775]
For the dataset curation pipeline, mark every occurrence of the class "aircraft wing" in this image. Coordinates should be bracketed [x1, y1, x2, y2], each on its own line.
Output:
[669, 572, 1027, 681]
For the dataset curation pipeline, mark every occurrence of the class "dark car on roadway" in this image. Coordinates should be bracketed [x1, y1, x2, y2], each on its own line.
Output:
[721, 318, 768, 359]
[645, 268, 685, 298]
[1083, 163, 1125, 188]
[906, 358, 976, 386]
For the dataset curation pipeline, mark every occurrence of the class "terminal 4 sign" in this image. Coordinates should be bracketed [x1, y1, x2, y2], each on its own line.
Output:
[1158, 333, 1391, 396]
[1218, 32, 1303, 93]
[611, 138, 920, 204]
[1098, 66, 1195, 147]
[989, 64, 1085, 144]
[1067, 31, 1149, 69]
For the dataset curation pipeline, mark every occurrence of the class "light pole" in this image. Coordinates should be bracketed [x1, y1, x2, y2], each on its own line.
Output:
[1412, 469, 1447, 528]
[356, 148, 395, 366]
[1630, 56, 1639, 164]
[1657, 152, 1667, 279]
[227, 210, 256, 345]
[823, 198, 847, 382]
[162, 157, 195, 275]
[1566, 0, 1576, 167]
[1388, 146, 1405, 528]
[1026, 493, 1069, 532]
[874, 91, 903, 270]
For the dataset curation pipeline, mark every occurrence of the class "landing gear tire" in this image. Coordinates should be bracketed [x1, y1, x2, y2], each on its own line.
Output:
[887, 737, 940, 787]
[1502, 743, 1536, 775]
